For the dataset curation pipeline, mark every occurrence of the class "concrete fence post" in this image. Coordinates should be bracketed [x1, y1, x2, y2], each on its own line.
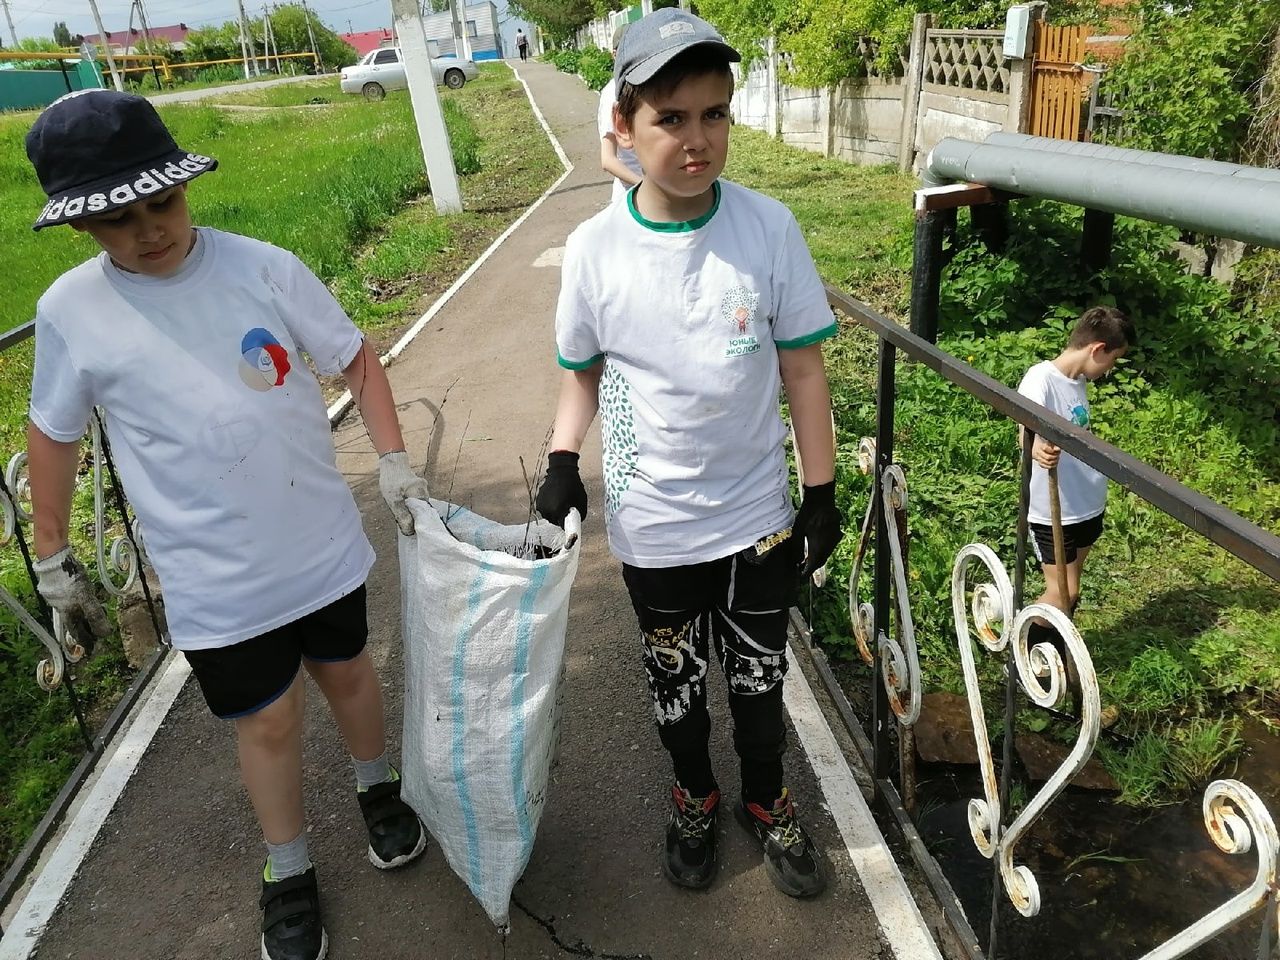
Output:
[766, 36, 781, 138]
[898, 13, 932, 171]
[826, 82, 839, 158]
[1005, 1, 1046, 132]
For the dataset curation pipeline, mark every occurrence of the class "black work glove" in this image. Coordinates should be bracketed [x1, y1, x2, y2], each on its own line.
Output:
[535, 450, 588, 527]
[794, 480, 843, 579]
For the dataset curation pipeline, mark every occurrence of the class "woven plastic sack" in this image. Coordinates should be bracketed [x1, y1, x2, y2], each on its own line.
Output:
[399, 499, 581, 930]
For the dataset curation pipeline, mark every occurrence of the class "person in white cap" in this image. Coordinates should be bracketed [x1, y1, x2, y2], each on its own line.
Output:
[536, 8, 842, 899]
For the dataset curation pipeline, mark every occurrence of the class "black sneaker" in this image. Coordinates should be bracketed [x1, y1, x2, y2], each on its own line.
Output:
[357, 771, 428, 870]
[663, 784, 719, 889]
[260, 865, 327, 960]
[735, 788, 826, 898]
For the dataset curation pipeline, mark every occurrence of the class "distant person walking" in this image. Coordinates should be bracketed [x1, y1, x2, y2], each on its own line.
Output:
[516, 28, 530, 61]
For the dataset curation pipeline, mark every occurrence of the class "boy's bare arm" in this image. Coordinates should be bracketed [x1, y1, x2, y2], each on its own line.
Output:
[342, 339, 406, 456]
[779, 345, 834, 486]
[27, 422, 81, 559]
[600, 136, 642, 186]
[550, 366, 603, 453]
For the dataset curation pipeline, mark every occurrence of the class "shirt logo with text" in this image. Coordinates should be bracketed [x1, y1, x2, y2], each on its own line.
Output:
[720, 286, 760, 358]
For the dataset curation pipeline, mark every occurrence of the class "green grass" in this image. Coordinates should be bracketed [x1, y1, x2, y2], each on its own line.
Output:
[0, 61, 559, 875]
[200, 76, 344, 107]
[722, 126, 1278, 806]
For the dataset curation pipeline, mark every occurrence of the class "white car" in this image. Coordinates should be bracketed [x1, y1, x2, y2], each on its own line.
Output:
[339, 47, 479, 100]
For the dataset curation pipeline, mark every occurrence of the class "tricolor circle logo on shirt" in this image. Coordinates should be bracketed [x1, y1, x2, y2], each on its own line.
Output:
[239, 328, 291, 391]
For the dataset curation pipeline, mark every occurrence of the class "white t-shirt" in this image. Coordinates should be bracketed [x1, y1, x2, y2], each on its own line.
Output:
[597, 79, 642, 204]
[1017, 359, 1107, 524]
[556, 179, 837, 568]
[29, 228, 375, 650]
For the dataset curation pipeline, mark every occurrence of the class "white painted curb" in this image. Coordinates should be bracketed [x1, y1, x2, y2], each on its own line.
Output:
[784, 647, 945, 960]
[0, 60, 575, 960]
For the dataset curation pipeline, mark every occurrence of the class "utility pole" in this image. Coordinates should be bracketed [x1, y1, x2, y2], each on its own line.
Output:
[447, 0, 464, 60]
[390, 0, 462, 214]
[134, 0, 163, 88]
[86, 0, 125, 91]
[235, 0, 252, 77]
[236, 0, 260, 76]
[458, 0, 472, 60]
[300, 0, 323, 72]
[2, 0, 20, 48]
[262, 5, 276, 73]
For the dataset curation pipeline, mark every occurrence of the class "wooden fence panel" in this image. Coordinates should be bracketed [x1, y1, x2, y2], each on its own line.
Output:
[1030, 24, 1088, 140]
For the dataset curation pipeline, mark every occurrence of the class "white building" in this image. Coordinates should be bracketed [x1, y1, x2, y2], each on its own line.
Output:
[423, 2, 503, 61]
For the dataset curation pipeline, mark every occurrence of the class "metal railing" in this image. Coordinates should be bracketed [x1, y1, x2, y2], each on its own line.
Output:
[793, 282, 1280, 960]
[0, 323, 168, 925]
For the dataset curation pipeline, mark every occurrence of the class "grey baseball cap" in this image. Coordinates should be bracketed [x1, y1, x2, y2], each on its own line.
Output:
[613, 8, 740, 88]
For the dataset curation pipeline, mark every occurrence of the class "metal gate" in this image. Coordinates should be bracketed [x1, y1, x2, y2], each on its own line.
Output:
[1029, 24, 1089, 140]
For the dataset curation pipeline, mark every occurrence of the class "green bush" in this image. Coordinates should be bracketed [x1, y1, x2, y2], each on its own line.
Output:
[543, 48, 582, 75]
[541, 45, 612, 91]
[576, 46, 614, 91]
[1104, 0, 1280, 161]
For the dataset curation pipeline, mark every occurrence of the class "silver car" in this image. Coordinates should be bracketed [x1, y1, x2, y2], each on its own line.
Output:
[339, 47, 479, 100]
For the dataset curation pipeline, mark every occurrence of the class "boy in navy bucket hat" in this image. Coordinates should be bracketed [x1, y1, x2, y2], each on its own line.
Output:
[24, 89, 430, 960]
[536, 9, 843, 898]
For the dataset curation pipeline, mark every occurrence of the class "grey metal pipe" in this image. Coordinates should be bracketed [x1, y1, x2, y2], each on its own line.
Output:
[984, 132, 1280, 184]
[924, 137, 1280, 249]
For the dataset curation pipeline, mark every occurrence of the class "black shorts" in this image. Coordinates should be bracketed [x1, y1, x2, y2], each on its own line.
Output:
[1030, 513, 1104, 566]
[184, 585, 368, 719]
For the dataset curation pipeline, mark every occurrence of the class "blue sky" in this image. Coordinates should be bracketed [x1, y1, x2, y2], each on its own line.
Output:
[9, 0, 534, 56]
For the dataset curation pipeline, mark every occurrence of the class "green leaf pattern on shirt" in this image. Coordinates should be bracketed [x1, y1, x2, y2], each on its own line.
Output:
[600, 361, 638, 516]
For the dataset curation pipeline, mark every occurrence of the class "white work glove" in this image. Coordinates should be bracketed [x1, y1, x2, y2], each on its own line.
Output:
[378, 451, 429, 536]
[33, 546, 112, 648]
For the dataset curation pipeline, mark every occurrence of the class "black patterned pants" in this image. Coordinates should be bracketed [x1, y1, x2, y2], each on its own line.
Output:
[621, 535, 798, 804]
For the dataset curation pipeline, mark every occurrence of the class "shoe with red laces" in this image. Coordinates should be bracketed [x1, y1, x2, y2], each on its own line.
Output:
[735, 788, 826, 898]
[663, 784, 719, 889]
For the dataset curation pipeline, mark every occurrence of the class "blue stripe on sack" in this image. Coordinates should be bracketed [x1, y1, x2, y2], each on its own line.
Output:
[511, 563, 549, 850]
[452, 560, 490, 891]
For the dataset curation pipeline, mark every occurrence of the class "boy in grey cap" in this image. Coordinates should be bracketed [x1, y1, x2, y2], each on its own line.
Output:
[536, 8, 842, 897]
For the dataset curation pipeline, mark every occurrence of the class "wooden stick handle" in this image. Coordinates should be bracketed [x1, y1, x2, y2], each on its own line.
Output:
[1048, 465, 1069, 606]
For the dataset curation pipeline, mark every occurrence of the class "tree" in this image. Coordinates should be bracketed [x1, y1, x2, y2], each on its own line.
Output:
[184, 4, 357, 69]
[52, 21, 77, 47]
[1106, 0, 1280, 162]
[268, 4, 359, 68]
[696, 0, 1099, 87]
[507, 0, 598, 42]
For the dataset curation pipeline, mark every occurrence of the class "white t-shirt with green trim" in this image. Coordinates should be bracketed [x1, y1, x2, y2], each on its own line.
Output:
[1017, 359, 1107, 524]
[556, 179, 837, 568]
[29, 228, 375, 650]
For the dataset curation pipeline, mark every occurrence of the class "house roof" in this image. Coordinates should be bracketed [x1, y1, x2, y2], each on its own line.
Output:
[83, 22, 190, 46]
[339, 29, 395, 57]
